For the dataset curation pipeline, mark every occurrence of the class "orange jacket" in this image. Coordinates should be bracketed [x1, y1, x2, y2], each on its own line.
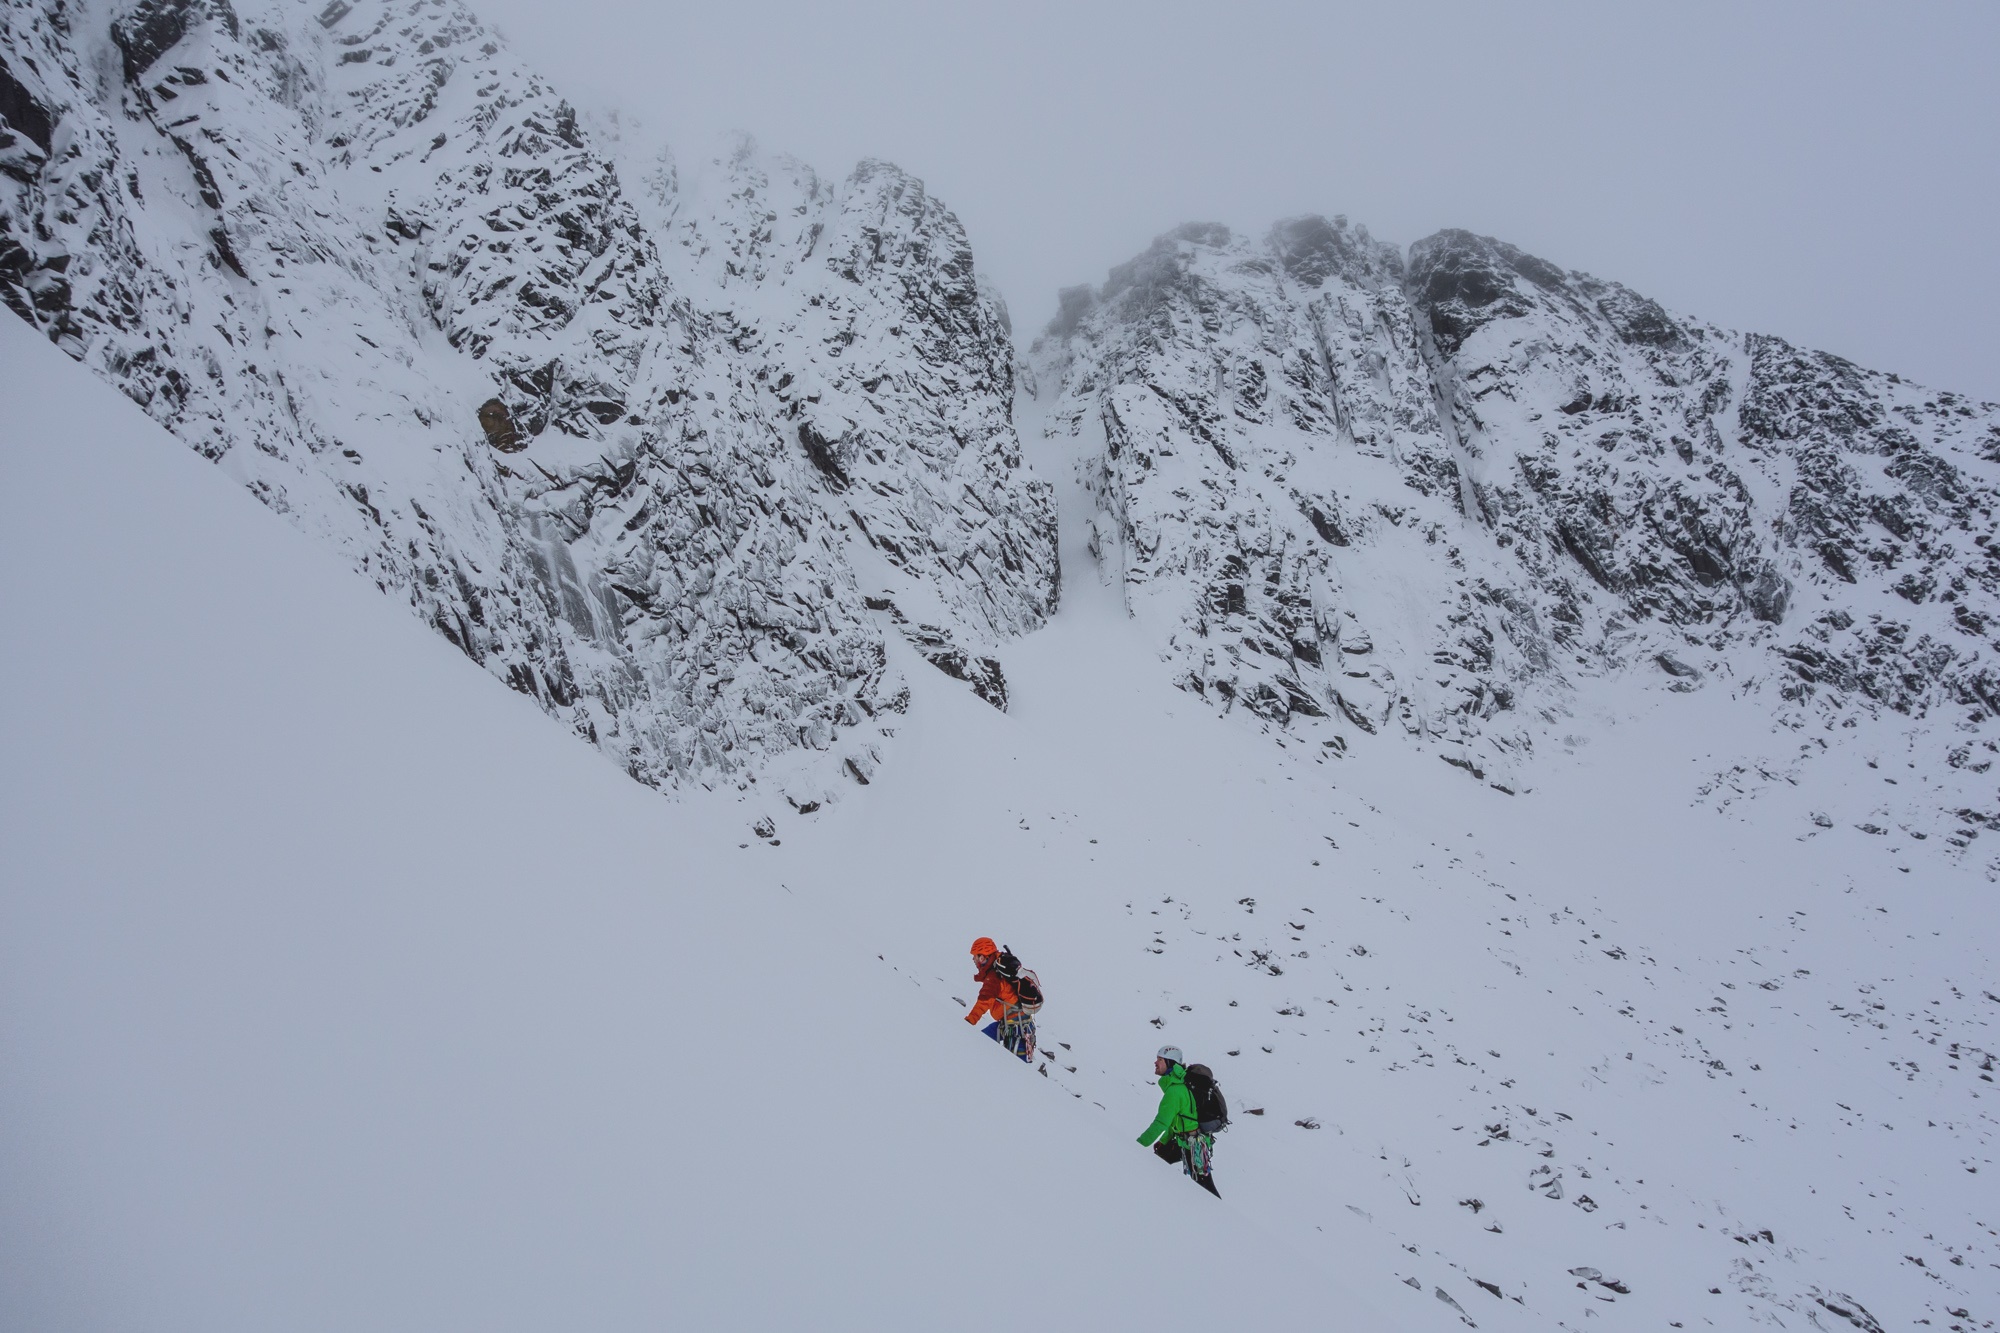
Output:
[964, 959, 1018, 1024]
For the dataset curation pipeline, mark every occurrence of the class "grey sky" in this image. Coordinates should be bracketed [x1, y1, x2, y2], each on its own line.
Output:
[478, 0, 2000, 400]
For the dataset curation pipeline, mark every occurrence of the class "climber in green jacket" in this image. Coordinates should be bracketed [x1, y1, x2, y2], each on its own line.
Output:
[1138, 1045, 1218, 1197]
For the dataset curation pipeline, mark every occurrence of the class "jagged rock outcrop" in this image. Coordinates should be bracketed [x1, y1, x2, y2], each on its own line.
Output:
[1404, 227, 2000, 735]
[1034, 218, 1543, 783]
[632, 136, 1057, 650]
[10, 0, 1994, 851]
[1, 0, 1055, 797]
[1033, 218, 2000, 844]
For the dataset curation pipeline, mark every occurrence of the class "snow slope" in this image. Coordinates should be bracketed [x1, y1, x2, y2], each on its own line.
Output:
[0, 295, 1376, 1329]
[9, 291, 2000, 1332]
[814, 382, 2000, 1332]
[6, 7, 2000, 1324]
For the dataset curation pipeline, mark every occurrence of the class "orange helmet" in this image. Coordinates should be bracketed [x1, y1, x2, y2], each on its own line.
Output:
[970, 937, 998, 957]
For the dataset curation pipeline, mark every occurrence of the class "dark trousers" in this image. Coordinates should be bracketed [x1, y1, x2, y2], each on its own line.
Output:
[1152, 1137, 1220, 1197]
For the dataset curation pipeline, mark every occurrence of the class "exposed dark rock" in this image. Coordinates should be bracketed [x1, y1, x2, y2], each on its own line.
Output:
[1271, 213, 1395, 289]
[1407, 229, 1551, 357]
[798, 420, 849, 487]
[1655, 652, 1700, 679]
[905, 624, 1007, 711]
[0, 56, 52, 154]
[112, 0, 200, 85]
[1809, 1291, 1886, 1333]
[478, 398, 524, 452]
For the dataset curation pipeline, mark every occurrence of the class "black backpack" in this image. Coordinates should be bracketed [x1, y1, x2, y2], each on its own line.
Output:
[1184, 1063, 1229, 1134]
[994, 947, 1044, 1013]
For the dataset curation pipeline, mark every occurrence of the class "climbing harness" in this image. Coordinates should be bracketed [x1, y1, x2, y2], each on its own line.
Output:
[1177, 1130, 1215, 1183]
[997, 1001, 1036, 1063]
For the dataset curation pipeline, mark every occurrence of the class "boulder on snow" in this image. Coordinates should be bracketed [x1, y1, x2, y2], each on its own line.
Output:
[1655, 651, 1700, 679]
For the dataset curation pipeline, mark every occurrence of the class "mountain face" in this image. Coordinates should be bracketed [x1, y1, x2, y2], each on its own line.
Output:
[7, 0, 2000, 863]
[0, 0, 1055, 802]
[1031, 219, 2000, 864]
[9, 9, 2000, 1330]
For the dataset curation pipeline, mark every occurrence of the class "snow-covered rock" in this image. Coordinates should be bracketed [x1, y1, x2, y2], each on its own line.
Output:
[635, 135, 1057, 668]
[0, 0, 1054, 798]
[1032, 218, 2000, 860]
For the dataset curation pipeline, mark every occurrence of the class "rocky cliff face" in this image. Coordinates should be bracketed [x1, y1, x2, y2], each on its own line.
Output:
[1033, 219, 2000, 862]
[636, 136, 1056, 648]
[1, 0, 1055, 801]
[8, 1, 1995, 856]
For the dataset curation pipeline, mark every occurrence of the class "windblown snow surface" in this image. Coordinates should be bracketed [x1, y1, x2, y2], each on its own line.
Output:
[7, 272, 2000, 1332]
[0, 311, 1379, 1331]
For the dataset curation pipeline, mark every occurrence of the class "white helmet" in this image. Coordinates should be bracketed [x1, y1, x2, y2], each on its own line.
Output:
[1156, 1045, 1184, 1065]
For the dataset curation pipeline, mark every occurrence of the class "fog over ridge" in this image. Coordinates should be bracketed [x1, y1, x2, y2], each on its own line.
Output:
[476, 0, 2000, 402]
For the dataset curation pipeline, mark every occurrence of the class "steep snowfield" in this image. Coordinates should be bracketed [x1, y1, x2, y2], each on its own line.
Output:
[8, 307, 1999, 1332]
[0, 303, 1371, 1329]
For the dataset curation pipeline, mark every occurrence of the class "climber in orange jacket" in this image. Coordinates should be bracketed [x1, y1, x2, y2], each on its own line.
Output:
[965, 937, 1017, 1031]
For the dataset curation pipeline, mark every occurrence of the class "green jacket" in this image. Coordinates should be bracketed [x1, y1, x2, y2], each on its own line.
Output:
[1137, 1064, 1198, 1146]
